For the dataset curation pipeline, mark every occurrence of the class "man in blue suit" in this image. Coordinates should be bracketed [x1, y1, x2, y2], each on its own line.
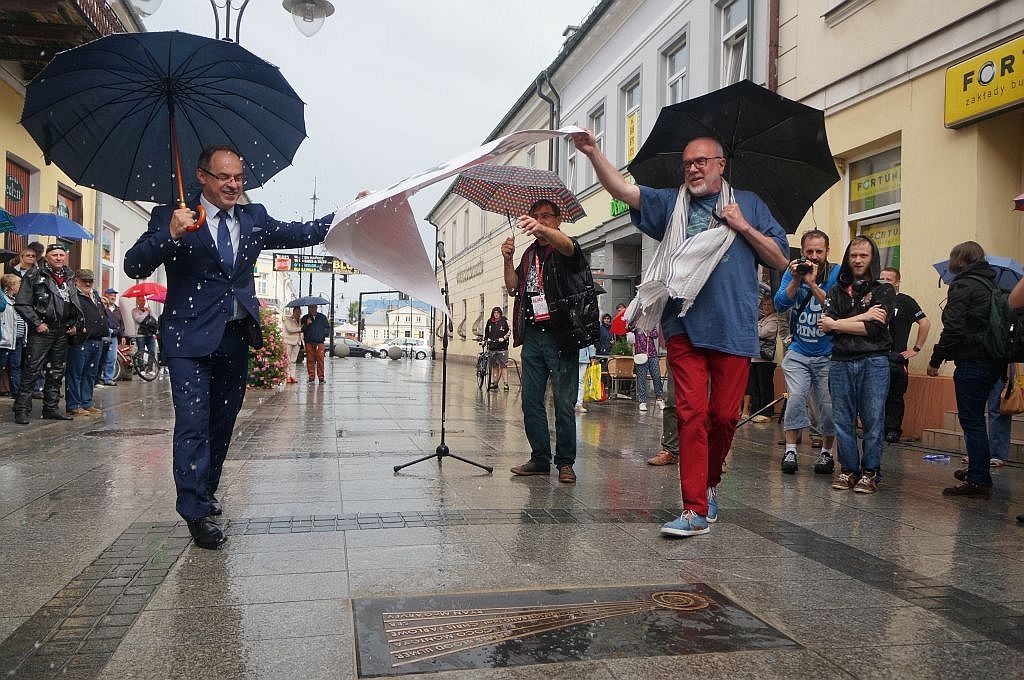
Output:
[125, 144, 334, 549]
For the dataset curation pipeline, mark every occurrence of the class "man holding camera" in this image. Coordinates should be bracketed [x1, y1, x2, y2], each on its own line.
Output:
[774, 229, 840, 474]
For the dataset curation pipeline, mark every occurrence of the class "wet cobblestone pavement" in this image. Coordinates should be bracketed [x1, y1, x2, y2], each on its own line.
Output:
[1, 356, 1022, 679]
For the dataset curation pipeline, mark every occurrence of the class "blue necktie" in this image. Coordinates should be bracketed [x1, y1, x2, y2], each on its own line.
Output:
[216, 210, 234, 269]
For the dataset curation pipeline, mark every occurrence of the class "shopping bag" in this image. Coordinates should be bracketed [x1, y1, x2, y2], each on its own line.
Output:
[999, 364, 1024, 414]
[583, 361, 603, 402]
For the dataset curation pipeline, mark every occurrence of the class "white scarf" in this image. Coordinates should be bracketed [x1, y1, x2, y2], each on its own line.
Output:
[625, 181, 736, 332]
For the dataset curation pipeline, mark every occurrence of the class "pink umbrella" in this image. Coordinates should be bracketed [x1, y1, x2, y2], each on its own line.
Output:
[147, 291, 166, 303]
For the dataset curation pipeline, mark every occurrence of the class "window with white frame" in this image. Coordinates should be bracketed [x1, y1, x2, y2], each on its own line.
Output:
[622, 78, 641, 163]
[719, 0, 748, 85]
[587, 105, 605, 185]
[664, 35, 688, 105]
[463, 209, 470, 250]
[566, 148, 577, 193]
[526, 147, 536, 169]
[849, 146, 902, 269]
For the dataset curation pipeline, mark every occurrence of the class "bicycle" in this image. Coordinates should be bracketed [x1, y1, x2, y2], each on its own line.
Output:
[112, 339, 159, 382]
[474, 338, 501, 390]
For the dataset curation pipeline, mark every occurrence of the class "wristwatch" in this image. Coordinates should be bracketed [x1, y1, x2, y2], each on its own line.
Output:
[912, 345, 921, 352]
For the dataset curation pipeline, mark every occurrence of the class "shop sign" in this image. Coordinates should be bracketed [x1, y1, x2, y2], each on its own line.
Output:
[850, 166, 901, 203]
[610, 198, 630, 217]
[945, 34, 1024, 128]
[5, 175, 23, 203]
[56, 199, 70, 219]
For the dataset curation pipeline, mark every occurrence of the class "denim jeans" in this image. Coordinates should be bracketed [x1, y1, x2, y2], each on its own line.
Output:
[829, 355, 889, 475]
[66, 338, 103, 410]
[635, 355, 664, 402]
[987, 374, 1011, 462]
[781, 350, 834, 435]
[0, 337, 22, 394]
[520, 325, 578, 467]
[955, 359, 999, 487]
[136, 334, 157, 368]
[102, 332, 118, 382]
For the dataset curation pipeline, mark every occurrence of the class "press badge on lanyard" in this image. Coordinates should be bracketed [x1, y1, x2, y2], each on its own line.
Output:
[529, 253, 551, 322]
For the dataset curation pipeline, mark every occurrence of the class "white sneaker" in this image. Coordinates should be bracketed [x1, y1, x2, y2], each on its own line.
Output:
[639, 402, 648, 412]
[656, 399, 666, 410]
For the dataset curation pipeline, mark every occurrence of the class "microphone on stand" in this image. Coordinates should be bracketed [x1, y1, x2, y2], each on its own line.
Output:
[436, 240, 446, 263]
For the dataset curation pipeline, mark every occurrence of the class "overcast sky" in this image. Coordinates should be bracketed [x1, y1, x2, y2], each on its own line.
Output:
[141, 0, 596, 304]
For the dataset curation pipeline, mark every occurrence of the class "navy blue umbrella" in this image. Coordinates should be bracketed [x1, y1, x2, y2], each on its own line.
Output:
[20, 31, 305, 216]
[12, 213, 93, 240]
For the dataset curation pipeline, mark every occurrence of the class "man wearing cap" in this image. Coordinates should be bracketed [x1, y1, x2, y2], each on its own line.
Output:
[65, 269, 108, 416]
[99, 288, 124, 386]
[124, 143, 335, 550]
[13, 242, 83, 423]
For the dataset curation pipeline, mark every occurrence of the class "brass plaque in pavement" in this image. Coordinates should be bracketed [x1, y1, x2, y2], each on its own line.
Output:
[352, 583, 797, 677]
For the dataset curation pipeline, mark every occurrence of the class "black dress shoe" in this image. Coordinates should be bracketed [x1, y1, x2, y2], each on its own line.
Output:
[14, 412, 29, 425]
[202, 494, 223, 516]
[41, 411, 73, 421]
[186, 518, 227, 549]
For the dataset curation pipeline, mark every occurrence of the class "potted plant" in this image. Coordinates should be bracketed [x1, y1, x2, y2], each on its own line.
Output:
[607, 339, 634, 378]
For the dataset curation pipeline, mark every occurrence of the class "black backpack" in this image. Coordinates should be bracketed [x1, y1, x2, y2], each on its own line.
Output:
[966, 274, 1024, 363]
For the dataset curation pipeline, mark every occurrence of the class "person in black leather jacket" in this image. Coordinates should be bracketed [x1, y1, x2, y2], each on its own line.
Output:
[927, 241, 1001, 499]
[12, 242, 83, 424]
[820, 235, 895, 494]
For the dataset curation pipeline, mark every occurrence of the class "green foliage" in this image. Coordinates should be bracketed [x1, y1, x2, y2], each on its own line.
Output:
[248, 307, 289, 389]
[610, 339, 633, 356]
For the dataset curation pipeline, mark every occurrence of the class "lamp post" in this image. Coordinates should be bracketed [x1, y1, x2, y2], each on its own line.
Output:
[307, 178, 318, 296]
[131, 0, 336, 43]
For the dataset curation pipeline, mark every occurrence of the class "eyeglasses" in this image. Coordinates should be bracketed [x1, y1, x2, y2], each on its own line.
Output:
[682, 156, 724, 170]
[199, 167, 245, 184]
[530, 212, 558, 220]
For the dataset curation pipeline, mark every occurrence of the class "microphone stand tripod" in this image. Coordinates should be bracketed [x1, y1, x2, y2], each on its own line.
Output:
[393, 242, 493, 475]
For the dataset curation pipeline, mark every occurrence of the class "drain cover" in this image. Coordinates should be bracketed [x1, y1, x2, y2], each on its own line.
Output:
[83, 428, 169, 437]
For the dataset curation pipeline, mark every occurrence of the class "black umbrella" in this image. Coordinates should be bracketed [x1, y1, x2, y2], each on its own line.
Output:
[286, 296, 329, 308]
[452, 164, 586, 224]
[626, 80, 840, 233]
[20, 31, 306, 228]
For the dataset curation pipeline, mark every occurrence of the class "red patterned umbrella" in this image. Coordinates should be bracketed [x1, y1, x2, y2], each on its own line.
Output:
[123, 282, 166, 299]
[452, 164, 586, 223]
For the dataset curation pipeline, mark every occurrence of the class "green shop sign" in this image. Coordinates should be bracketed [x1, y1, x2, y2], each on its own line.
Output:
[6, 175, 23, 203]
[610, 198, 630, 217]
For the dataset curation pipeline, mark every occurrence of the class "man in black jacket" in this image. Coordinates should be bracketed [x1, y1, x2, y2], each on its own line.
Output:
[12, 242, 83, 424]
[819, 236, 895, 494]
[66, 269, 108, 416]
[501, 199, 596, 484]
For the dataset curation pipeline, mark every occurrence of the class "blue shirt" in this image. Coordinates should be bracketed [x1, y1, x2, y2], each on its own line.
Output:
[773, 264, 841, 357]
[630, 187, 788, 356]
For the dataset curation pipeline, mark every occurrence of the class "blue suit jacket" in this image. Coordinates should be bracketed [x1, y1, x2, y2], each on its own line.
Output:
[124, 200, 334, 358]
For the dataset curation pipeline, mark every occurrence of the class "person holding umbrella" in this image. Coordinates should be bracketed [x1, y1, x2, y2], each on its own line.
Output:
[124, 144, 335, 550]
[301, 304, 331, 384]
[570, 132, 789, 537]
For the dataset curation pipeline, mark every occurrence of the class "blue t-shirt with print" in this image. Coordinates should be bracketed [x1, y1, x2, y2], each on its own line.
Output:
[629, 187, 788, 357]
[773, 265, 840, 357]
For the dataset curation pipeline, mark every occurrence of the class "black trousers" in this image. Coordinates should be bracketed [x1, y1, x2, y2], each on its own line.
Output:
[14, 331, 70, 415]
[884, 355, 909, 435]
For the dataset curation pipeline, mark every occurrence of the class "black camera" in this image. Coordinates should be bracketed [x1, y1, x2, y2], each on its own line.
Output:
[794, 257, 813, 276]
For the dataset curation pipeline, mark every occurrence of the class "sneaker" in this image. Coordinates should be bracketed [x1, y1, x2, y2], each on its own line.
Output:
[752, 415, 770, 423]
[660, 510, 710, 537]
[832, 470, 858, 490]
[813, 452, 834, 475]
[781, 450, 798, 474]
[510, 461, 550, 476]
[853, 471, 878, 494]
[884, 431, 900, 443]
[647, 450, 678, 466]
[942, 481, 991, 499]
[990, 458, 1005, 467]
[503, 383, 509, 391]
[638, 402, 648, 412]
[656, 399, 666, 410]
[574, 404, 587, 413]
[85, 407, 103, 415]
[67, 408, 90, 416]
[557, 465, 576, 483]
[954, 468, 967, 482]
[706, 487, 718, 523]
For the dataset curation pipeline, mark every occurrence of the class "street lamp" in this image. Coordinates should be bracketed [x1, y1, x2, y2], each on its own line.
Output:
[131, 0, 335, 42]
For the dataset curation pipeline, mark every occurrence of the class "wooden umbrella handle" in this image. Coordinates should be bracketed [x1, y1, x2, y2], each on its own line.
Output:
[169, 112, 205, 232]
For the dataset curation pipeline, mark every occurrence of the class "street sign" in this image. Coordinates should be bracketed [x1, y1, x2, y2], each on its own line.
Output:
[273, 253, 361, 275]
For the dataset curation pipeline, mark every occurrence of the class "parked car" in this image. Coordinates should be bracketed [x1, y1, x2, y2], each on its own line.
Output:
[375, 337, 429, 359]
[340, 338, 377, 358]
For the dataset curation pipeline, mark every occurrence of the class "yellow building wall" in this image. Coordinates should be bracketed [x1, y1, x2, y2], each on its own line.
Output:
[0, 78, 97, 266]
